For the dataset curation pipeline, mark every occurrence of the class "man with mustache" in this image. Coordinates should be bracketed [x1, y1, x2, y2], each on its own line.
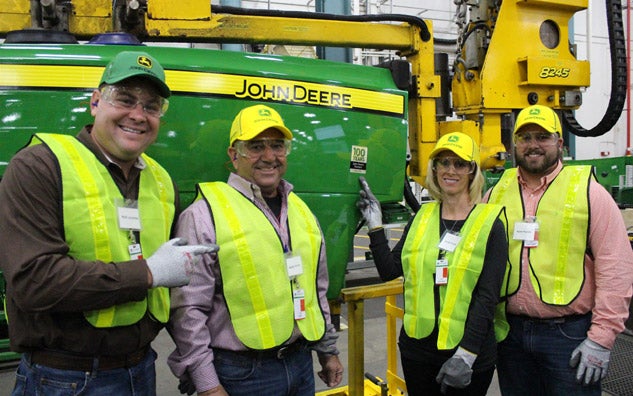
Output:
[167, 104, 343, 396]
[486, 105, 633, 395]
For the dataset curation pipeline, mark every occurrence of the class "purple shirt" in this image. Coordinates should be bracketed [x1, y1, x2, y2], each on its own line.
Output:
[167, 173, 333, 392]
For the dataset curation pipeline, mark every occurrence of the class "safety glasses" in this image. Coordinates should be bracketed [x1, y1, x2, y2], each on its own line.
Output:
[100, 85, 169, 118]
[432, 156, 475, 174]
[235, 138, 292, 158]
[514, 132, 558, 146]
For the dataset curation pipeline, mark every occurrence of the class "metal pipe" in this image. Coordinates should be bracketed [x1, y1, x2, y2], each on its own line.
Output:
[30, 0, 42, 27]
[40, 0, 57, 28]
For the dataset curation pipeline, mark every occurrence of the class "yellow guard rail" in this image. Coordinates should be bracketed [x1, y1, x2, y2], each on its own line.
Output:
[318, 279, 406, 396]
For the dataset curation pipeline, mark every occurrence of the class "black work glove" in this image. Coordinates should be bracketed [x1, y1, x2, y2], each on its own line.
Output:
[178, 378, 196, 395]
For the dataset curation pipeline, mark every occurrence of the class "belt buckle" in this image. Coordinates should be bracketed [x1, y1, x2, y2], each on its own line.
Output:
[276, 345, 289, 359]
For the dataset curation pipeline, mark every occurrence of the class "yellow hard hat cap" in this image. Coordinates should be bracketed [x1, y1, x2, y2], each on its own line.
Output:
[229, 105, 293, 146]
[514, 105, 562, 134]
[429, 132, 480, 165]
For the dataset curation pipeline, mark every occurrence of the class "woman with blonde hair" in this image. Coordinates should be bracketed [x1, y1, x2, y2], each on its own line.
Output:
[357, 132, 508, 395]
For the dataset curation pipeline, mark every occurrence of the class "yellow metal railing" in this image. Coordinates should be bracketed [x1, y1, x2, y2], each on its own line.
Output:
[318, 279, 406, 396]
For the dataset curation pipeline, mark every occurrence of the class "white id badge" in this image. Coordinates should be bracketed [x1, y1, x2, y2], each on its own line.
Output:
[293, 288, 306, 320]
[435, 258, 448, 285]
[513, 221, 539, 247]
[438, 231, 461, 252]
[128, 243, 143, 260]
[285, 253, 303, 278]
[116, 201, 142, 231]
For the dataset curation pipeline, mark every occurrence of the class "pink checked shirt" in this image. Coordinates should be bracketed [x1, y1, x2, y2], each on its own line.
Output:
[486, 161, 633, 349]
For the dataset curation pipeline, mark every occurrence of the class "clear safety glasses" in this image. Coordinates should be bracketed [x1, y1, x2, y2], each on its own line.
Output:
[514, 132, 559, 146]
[100, 85, 169, 118]
[432, 156, 475, 175]
[235, 138, 292, 159]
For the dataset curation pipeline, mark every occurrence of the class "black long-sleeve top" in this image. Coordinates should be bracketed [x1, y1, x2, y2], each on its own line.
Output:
[367, 208, 508, 371]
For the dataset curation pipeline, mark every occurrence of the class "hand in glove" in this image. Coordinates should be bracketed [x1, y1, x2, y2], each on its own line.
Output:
[311, 323, 340, 355]
[178, 378, 196, 395]
[147, 238, 219, 288]
[356, 176, 382, 231]
[436, 347, 477, 394]
[569, 338, 611, 385]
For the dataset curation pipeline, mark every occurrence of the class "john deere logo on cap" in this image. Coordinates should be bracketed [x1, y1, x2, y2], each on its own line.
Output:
[448, 135, 459, 143]
[529, 108, 541, 116]
[137, 56, 152, 68]
[259, 108, 272, 117]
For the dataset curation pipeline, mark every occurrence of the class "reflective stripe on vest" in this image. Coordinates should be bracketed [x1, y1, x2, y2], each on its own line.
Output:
[197, 182, 325, 349]
[30, 133, 174, 327]
[401, 202, 505, 349]
[488, 166, 591, 305]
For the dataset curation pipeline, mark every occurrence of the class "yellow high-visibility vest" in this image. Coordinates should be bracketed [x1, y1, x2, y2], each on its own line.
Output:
[30, 133, 174, 327]
[488, 166, 591, 305]
[401, 202, 507, 349]
[197, 182, 325, 349]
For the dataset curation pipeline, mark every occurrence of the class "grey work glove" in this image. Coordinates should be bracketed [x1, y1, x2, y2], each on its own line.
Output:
[569, 338, 611, 385]
[357, 176, 383, 231]
[147, 238, 219, 288]
[311, 323, 340, 355]
[436, 346, 476, 394]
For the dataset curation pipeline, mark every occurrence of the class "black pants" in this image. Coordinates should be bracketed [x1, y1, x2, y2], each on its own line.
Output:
[625, 297, 633, 330]
[401, 355, 494, 396]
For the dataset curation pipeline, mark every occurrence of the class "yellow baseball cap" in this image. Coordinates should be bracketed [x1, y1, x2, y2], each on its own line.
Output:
[514, 105, 561, 134]
[429, 132, 480, 164]
[229, 105, 293, 146]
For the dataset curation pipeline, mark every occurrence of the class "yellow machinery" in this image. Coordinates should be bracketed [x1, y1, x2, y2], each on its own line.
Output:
[1, 0, 622, 185]
[0, 1, 626, 395]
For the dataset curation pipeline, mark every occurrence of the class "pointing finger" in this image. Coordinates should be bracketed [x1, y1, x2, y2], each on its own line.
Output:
[190, 244, 220, 255]
[359, 176, 370, 190]
[172, 237, 188, 246]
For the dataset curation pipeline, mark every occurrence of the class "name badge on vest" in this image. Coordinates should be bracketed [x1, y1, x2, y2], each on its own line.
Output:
[128, 243, 143, 260]
[293, 287, 306, 320]
[286, 252, 306, 319]
[438, 231, 461, 252]
[116, 199, 142, 231]
[435, 257, 448, 285]
[285, 252, 304, 278]
[117, 199, 143, 259]
[513, 216, 539, 248]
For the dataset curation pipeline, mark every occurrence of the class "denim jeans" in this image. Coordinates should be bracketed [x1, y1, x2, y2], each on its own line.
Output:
[11, 348, 157, 396]
[497, 313, 601, 396]
[213, 347, 314, 396]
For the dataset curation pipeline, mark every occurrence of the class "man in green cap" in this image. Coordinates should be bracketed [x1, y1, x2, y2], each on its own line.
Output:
[0, 50, 217, 395]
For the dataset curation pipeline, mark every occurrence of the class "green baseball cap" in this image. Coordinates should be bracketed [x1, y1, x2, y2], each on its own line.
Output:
[99, 51, 171, 98]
